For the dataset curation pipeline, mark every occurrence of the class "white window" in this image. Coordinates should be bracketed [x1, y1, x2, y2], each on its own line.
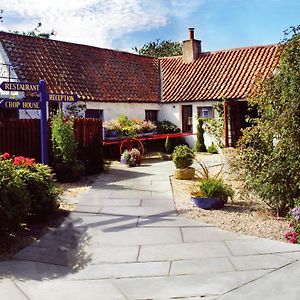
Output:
[197, 107, 213, 118]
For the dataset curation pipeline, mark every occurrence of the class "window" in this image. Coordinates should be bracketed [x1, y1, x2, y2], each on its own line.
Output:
[85, 109, 103, 119]
[197, 107, 213, 119]
[145, 110, 158, 122]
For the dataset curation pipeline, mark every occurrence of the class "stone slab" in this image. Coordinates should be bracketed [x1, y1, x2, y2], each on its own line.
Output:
[16, 279, 127, 300]
[170, 257, 234, 275]
[138, 216, 214, 227]
[100, 207, 177, 217]
[0, 279, 27, 300]
[114, 270, 269, 299]
[0, 260, 70, 281]
[226, 238, 300, 256]
[98, 198, 141, 207]
[138, 242, 231, 262]
[141, 199, 175, 209]
[88, 245, 139, 264]
[72, 205, 101, 214]
[218, 260, 300, 300]
[89, 227, 182, 246]
[182, 227, 244, 242]
[110, 190, 151, 199]
[67, 261, 170, 280]
[229, 254, 296, 271]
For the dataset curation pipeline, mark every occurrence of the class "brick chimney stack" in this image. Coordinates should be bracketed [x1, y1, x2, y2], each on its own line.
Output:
[182, 28, 201, 63]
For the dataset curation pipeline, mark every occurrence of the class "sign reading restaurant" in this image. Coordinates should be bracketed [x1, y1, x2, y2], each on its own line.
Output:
[0, 81, 40, 92]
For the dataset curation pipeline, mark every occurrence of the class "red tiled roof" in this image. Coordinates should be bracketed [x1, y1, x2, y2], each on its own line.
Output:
[0, 32, 160, 102]
[160, 44, 281, 102]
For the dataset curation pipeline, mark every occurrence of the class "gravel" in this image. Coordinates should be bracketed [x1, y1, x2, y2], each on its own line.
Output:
[170, 152, 289, 242]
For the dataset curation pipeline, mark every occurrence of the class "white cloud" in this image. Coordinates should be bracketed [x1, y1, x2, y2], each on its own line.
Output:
[0, 0, 205, 49]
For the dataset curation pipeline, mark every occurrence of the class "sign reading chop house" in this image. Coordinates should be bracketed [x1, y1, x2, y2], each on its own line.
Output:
[0, 99, 40, 109]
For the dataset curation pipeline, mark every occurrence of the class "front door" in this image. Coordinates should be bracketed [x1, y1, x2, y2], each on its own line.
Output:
[182, 105, 193, 133]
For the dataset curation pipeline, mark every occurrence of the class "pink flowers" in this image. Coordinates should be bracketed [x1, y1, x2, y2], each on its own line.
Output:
[285, 230, 298, 244]
[2, 152, 10, 159]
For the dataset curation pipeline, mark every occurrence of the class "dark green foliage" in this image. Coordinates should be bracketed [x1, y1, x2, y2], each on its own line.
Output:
[195, 118, 206, 152]
[0, 159, 31, 236]
[18, 164, 59, 218]
[10, 22, 54, 38]
[155, 120, 181, 134]
[51, 113, 77, 164]
[0, 155, 59, 239]
[79, 135, 104, 175]
[133, 39, 182, 57]
[165, 137, 172, 154]
[195, 178, 234, 203]
[238, 26, 300, 216]
[172, 145, 195, 169]
[207, 143, 218, 154]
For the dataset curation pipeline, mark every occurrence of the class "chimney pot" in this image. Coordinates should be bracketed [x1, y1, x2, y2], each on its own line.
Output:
[189, 27, 195, 40]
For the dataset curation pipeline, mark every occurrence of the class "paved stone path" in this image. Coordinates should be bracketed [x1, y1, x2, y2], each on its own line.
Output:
[1, 159, 300, 299]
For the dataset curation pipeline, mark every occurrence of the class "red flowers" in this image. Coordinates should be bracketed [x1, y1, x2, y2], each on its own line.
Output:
[13, 156, 35, 166]
[2, 152, 10, 159]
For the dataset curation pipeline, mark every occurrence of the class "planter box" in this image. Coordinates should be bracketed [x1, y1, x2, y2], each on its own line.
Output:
[173, 167, 195, 180]
[191, 196, 224, 210]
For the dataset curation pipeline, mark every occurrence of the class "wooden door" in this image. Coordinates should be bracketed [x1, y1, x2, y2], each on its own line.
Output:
[182, 105, 193, 133]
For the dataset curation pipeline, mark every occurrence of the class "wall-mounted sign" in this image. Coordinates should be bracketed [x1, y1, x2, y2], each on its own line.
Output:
[0, 99, 40, 110]
[48, 93, 78, 102]
[0, 81, 40, 92]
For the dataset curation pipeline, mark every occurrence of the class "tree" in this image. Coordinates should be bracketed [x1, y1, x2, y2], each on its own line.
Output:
[238, 26, 300, 216]
[195, 118, 206, 152]
[11, 22, 55, 39]
[133, 39, 182, 58]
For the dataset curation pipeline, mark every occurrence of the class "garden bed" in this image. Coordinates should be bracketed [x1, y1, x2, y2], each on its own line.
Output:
[171, 153, 289, 242]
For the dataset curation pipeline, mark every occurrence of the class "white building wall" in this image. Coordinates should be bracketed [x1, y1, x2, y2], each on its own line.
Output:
[66, 101, 161, 121]
[160, 101, 220, 147]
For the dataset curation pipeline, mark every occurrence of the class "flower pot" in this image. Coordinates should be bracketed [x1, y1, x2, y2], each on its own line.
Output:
[191, 196, 224, 210]
[173, 167, 195, 180]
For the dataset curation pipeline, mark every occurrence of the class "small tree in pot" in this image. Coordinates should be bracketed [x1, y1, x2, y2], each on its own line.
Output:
[172, 145, 195, 180]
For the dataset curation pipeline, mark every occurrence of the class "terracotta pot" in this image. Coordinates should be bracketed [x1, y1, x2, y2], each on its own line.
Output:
[191, 197, 224, 210]
[173, 167, 195, 180]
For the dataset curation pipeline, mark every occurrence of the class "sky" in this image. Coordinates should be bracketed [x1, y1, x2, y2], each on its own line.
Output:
[0, 0, 299, 53]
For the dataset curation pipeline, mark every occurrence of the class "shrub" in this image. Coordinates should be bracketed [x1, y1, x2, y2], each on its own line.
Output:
[207, 143, 218, 154]
[192, 178, 234, 203]
[285, 198, 300, 244]
[172, 145, 194, 169]
[0, 154, 31, 236]
[51, 113, 77, 164]
[194, 118, 206, 152]
[17, 163, 59, 217]
[0, 153, 60, 238]
[155, 120, 180, 134]
[165, 137, 172, 154]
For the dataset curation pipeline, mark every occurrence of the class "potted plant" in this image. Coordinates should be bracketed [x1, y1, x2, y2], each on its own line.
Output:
[191, 178, 234, 210]
[120, 148, 141, 167]
[172, 145, 195, 180]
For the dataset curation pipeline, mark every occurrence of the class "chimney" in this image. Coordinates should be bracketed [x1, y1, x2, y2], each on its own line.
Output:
[182, 27, 201, 63]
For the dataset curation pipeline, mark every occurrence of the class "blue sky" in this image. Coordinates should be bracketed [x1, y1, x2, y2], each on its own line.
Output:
[0, 0, 299, 52]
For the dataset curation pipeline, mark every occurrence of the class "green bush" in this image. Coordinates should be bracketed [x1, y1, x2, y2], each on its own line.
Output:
[207, 143, 218, 154]
[193, 178, 234, 203]
[0, 153, 60, 239]
[195, 118, 207, 152]
[18, 164, 59, 217]
[51, 113, 77, 164]
[165, 137, 172, 154]
[238, 28, 300, 216]
[0, 156, 31, 236]
[172, 145, 195, 169]
[155, 120, 180, 134]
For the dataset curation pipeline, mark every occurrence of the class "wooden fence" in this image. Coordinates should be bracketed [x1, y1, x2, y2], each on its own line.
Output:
[0, 118, 102, 163]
